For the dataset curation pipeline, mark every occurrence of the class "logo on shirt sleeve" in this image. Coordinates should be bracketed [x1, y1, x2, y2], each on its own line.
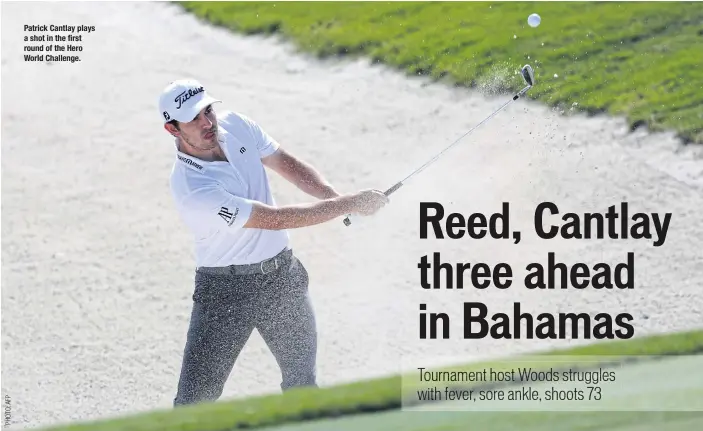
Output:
[218, 207, 239, 226]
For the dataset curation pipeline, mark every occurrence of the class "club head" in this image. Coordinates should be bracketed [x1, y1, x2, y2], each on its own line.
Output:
[521, 64, 535, 87]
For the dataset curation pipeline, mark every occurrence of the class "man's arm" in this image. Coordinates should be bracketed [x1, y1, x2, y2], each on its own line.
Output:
[262, 148, 340, 199]
[182, 184, 387, 232]
[244, 195, 360, 230]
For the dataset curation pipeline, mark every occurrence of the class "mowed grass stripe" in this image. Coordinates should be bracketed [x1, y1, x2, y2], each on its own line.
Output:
[258, 355, 703, 431]
[38, 330, 703, 431]
[177, 1, 703, 144]
[260, 408, 703, 431]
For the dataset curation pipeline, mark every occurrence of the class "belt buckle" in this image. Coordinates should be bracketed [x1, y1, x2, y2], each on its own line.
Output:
[260, 258, 279, 275]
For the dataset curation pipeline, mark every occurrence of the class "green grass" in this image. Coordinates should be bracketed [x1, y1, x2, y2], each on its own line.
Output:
[260, 408, 703, 431]
[176, 1, 703, 144]
[261, 355, 703, 430]
[38, 329, 703, 431]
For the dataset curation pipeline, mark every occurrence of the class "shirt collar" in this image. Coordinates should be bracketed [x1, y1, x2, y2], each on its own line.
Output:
[175, 150, 207, 172]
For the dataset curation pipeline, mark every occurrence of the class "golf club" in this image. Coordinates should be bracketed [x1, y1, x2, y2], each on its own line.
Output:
[343, 64, 535, 227]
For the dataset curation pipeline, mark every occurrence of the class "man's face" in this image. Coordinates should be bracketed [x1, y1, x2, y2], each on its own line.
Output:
[170, 105, 219, 150]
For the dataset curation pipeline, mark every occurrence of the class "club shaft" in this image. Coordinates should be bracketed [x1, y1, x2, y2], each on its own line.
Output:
[343, 83, 531, 226]
[396, 85, 531, 187]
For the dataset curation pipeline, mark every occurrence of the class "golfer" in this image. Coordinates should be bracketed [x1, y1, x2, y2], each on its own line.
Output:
[159, 79, 388, 406]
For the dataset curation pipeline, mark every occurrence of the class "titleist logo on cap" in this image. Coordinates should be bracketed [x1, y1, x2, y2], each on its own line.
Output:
[174, 86, 204, 109]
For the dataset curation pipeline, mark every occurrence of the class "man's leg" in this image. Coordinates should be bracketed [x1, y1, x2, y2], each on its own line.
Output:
[174, 272, 256, 406]
[255, 255, 318, 391]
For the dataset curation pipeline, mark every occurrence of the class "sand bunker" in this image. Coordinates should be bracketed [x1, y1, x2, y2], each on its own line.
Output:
[2, 2, 702, 429]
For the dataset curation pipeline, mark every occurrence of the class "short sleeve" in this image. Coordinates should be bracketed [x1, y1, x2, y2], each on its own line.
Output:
[247, 118, 280, 158]
[217, 110, 280, 159]
[180, 185, 254, 231]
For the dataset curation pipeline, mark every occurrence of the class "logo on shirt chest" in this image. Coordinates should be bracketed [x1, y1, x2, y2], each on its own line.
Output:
[218, 206, 239, 226]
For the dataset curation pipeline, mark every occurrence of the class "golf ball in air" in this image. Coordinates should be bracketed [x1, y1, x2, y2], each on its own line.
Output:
[528, 13, 541, 27]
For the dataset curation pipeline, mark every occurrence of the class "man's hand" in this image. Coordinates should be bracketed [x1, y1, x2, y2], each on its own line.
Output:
[262, 148, 340, 199]
[348, 189, 389, 216]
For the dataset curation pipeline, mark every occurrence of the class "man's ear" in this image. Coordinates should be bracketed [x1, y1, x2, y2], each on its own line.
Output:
[164, 122, 180, 137]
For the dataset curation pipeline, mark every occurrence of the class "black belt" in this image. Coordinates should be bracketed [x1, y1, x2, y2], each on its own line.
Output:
[197, 248, 293, 276]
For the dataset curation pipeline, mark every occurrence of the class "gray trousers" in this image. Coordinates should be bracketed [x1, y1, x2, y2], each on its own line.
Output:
[173, 251, 317, 406]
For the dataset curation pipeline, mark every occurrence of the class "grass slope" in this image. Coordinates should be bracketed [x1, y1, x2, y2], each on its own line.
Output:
[38, 329, 703, 431]
[177, 1, 703, 144]
[261, 408, 703, 431]
[261, 353, 703, 430]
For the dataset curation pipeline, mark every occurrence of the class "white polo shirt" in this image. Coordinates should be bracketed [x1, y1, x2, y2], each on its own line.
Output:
[169, 110, 289, 267]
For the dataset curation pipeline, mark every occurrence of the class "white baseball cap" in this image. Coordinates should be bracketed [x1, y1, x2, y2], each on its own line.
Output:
[159, 79, 221, 124]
